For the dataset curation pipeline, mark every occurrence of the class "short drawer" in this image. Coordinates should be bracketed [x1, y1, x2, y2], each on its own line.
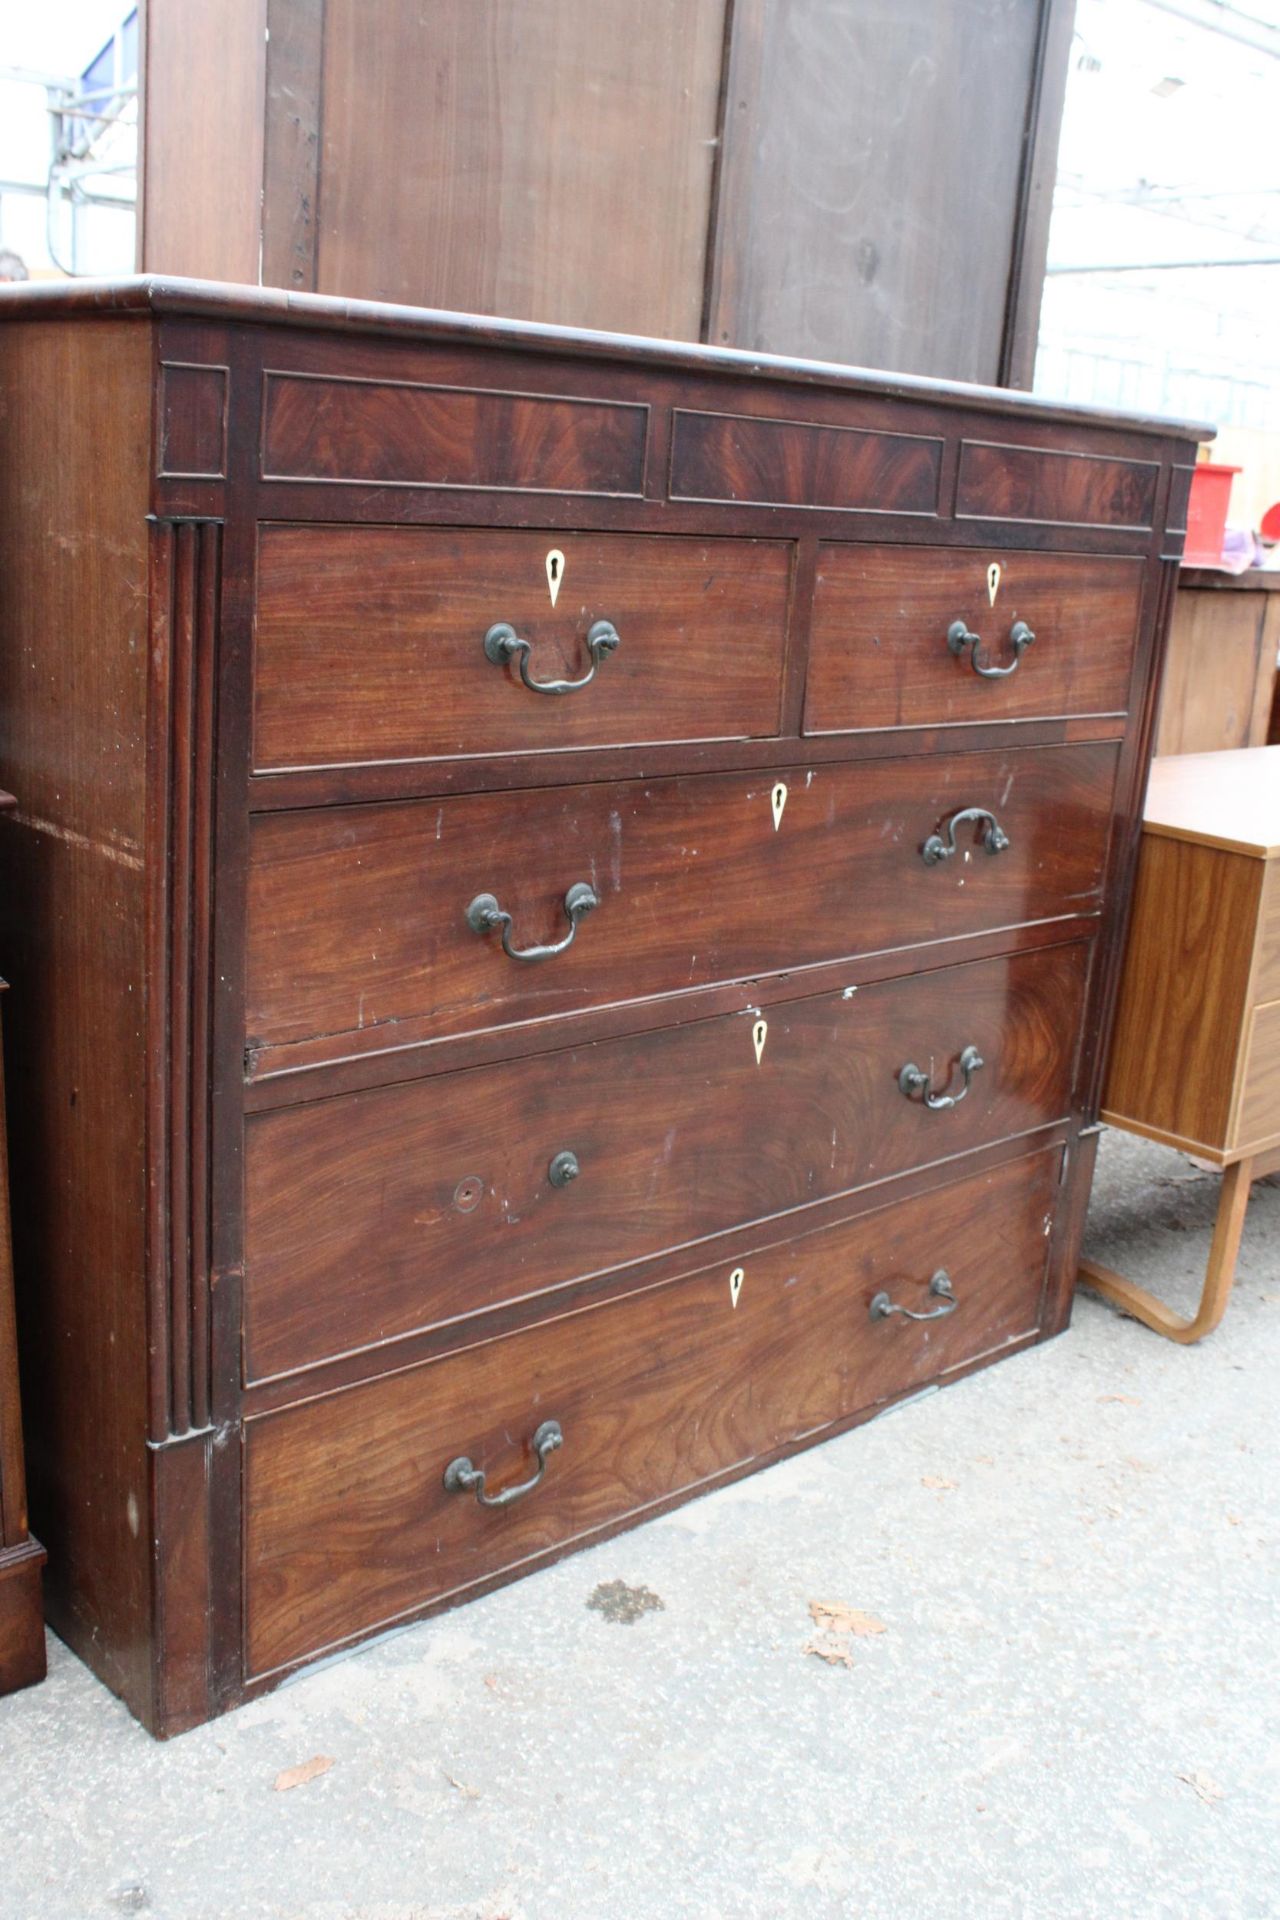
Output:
[243, 1144, 1060, 1677]
[243, 940, 1088, 1378]
[1234, 999, 1280, 1154]
[252, 525, 792, 768]
[1252, 863, 1280, 1008]
[804, 546, 1144, 735]
[246, 740, 1117, 1063]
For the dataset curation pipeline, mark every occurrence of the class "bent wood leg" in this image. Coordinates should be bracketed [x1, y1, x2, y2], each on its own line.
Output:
[1078, 1152, 1262, 1343]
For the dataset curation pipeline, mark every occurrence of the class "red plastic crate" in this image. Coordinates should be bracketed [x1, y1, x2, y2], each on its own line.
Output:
[1184, 462, 1240, 566]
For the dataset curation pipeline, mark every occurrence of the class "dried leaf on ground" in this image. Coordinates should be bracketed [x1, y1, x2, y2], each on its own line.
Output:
[1175, 1770, 1224, 1806]
[443, 1770, 481, 1800]
[1097, 1393, 1142, 1405]
[921, 1475, 957, 1490]
[273, 1755, 334, 1793]
[803, 1638, 855, 1669]
[808, 1600, 886, 1636]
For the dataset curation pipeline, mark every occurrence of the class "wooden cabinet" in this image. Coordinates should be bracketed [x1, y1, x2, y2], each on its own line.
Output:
[0, 277, 1205, 1734]
[1153, 571, 1280, 759]
[138, 0, 1073, 386]
[1081, 749, 1280, 1341]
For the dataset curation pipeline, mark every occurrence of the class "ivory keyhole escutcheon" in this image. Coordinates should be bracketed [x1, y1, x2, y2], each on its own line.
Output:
[729, 1267, 745, 1310]
[752, 1018, 768, 1065]
[545, 548, 565, 607]
[771, 781, 788, 831]
[987, 561, 1001, 606]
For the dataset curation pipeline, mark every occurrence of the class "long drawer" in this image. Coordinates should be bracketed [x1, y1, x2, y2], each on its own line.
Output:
[244, 1144, 1061, 1677]
[246, 741, 1117, 1063]
[253, 525, 793, 768]
[805, 547, 1144, 735]
[243, 940, 1088, 1378]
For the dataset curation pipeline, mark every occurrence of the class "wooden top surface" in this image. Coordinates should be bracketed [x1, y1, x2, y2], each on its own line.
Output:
[1144, 748, 1280, 858]
[1179, 568, 1280, 593]
[0, 275, 1214, 443]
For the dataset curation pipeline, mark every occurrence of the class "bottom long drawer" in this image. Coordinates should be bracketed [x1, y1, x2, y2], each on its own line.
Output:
[244, 1144, 1062, 1678]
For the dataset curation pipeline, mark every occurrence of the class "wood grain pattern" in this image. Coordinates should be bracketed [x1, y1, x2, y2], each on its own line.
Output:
[2, 277, 1215, 444]
[668, 411, 942, 512]
[1085, 748, 1280, 1339]
[261, 373, 649, 494]
[246, 745, 1116, 1063]
[1155, 585, 1280, 757]
[1235, 1001, 1280, 1155]
[705, 0, 1043, 382]
[148, 519, 220, 1436]
[0, 1542, 46, 1696]
[261, 0, 325, 292]
[806, 547, 1143, 735]
[253, 526, 792, 767]
[0, 281, 1199, 1733]
[138, 0, 268, 280]
[955, 442, 1159, 530]
[1103, 835, 1262, 1154]
[1254, 864, 1280, 1008]
[243, 943, 1088, 1378]
[158, 364, 228, 480]
[245, 1145, 1061, 1674]
[315, 0, 728, 339]
[0, 318, 154, 1715]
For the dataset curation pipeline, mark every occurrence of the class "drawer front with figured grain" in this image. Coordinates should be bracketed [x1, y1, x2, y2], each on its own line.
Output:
[243, 1144, 1060, 1675]
[243, 941, 1087, 1378]
[260, 372, 648, 493]
[253, 526, 793, 769]
[245, 741, 1117, 1066]
[805, 546, 1144, 735]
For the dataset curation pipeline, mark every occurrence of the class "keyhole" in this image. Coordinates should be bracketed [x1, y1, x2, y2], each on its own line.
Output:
[549, 556, 559, 582]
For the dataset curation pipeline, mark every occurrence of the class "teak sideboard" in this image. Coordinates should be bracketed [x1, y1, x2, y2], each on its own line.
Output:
[1081, 748, 1280, 1342]
[0, 278, 1208, 1736]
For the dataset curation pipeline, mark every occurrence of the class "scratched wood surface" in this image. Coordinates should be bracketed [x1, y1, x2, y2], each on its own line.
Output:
[243, 942, 1088, 1377]
[316, 0, 728, 338]
[253, 525, 793, 766]
[0, 321, 153, 1710]
[244, 1144, 1061, 1674]
[0, 278, 1200, 1732]
[806, 547, 1145, 735]
[246, 743, 1116, 1065]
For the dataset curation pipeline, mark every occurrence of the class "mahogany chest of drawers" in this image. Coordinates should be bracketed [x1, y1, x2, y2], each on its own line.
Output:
[0, 278, 1207, 1735]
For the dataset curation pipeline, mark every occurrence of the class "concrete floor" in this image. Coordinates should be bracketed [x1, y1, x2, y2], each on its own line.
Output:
[4, 1129, 1279, 1920]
